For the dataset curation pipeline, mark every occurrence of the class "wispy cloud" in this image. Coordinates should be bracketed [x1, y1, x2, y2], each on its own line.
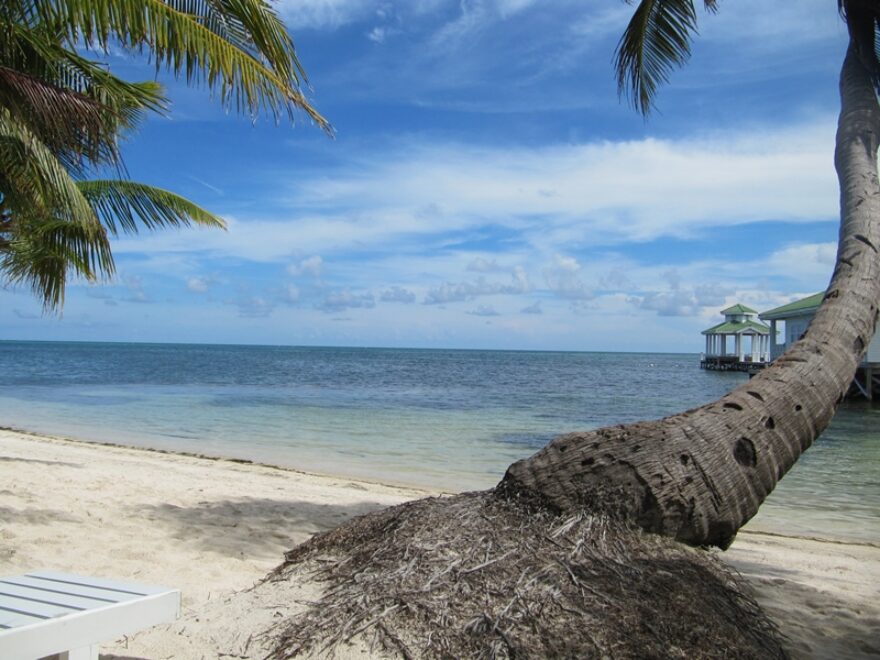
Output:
[276, 0, 376, 29]
[187, 277, 210, 293]
[380, 286, 416, 303]
[113, 118, 837, 270]
[468, 304, 500, 317]
[319, 289, 376, 312]
[288, 255, 324, 278]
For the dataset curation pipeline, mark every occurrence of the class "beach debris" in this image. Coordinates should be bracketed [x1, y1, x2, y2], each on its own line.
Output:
[261, 491, 786, 659]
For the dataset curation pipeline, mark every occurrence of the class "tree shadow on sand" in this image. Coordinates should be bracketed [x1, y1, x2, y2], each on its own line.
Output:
[0, 505, 80, 524]
[133, 497, 392, 562]
[0, 455, 81, 467]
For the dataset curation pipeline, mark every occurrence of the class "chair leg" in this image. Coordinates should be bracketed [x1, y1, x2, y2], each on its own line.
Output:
[58, 645, 99, 660]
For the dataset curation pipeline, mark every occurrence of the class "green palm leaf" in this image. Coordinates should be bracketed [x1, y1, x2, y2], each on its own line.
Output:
[77, 180, 226, 235]
[615, 0, 717, 115]
[1, 216, 114, 309]
[0, 65, 114, 173]
[32, 0, 331, 131]
[0, 105, 100, 226]
[1, 0, 327, 312]
[174, 0, 309, 86]
[2, 19, 169, 171]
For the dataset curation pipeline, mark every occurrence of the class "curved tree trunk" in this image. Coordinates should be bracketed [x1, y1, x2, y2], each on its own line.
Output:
[499, 42, 880, 549]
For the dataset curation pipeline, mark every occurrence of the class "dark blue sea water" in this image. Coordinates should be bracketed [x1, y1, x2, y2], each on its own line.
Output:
[0, 341, 876, 542]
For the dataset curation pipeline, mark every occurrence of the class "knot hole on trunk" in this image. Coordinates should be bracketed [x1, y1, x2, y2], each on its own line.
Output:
[733, 437, 757, 468]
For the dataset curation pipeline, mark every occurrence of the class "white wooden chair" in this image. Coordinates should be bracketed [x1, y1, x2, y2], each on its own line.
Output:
[0, 571, 180, 660]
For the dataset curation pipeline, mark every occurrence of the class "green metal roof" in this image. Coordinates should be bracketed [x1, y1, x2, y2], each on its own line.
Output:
[759, 292, 824, 320]
[702, 320, 770, 335]
[720, 303, 758, 315]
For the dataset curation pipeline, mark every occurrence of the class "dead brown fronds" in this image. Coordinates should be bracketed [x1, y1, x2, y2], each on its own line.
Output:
[261, 490, 786, 659]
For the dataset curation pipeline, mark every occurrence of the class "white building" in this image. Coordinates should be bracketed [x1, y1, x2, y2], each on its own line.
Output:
[760, 292, 879, 399]
[759, 292, 880, 364]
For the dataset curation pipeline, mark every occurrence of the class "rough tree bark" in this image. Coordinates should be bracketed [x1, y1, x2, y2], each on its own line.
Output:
[500, 41, 880, 549]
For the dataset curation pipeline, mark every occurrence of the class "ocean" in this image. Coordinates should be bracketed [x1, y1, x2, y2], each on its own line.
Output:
[0, 341, 876, 543]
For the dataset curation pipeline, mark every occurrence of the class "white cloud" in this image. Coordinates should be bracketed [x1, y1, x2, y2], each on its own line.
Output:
[288, 255, 324, 278]
[231, 296, 274, 318]
[281, 118, 837, 248]
[319, 289, 375, 312]
[700, 0, 843, 49]
[187, 277, 210, 293]
[632, 281, 733, 318]
[764, 242, 836, 284]
[276, 0, 375, 29]
[468, 304, 500, 316]
[367, 26, 393, 43]
[123, 276, 152, 304]
[598, 269, 633, 291]
[423, 269, 531, 305]
[511, 265, 530, 292]
[543, 255, 592, 301]
[494, 0, 538, 16]
[521, 300, 542, 315]
[111, 119, 837, 266]
[467, 256, 504, 273]
[552, 254, 581, 273]
[380, 286, 416, 303]
[283, 284, 301, 303]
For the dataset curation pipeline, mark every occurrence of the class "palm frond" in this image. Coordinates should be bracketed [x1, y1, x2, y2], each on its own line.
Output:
[78, 179, 226, 235]
[0, 105, 100, 226]
[33, 0, 331, 132]
[171, 0, 309, 85]
[0, 216, 114, 310]
[1, 19, 169, 170]
[615, 0, 707, 115]
[7, 21, 169, 120]
[0, 64, 115, 171]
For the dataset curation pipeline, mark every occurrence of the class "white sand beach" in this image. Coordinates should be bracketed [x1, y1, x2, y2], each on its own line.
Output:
[1, 428, 878, 659]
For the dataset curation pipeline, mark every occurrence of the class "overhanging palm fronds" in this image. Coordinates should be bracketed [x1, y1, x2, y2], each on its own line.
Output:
[78, 180, 226, 235]
[2, 19, 170, 171]
[0, 216, 114, 309]
[31, 0, 332, 132]
[615, 0, 717, 115]
[0, 65, 114, 172]
[1, 0, 327, 312]
[0, 105, 100, 225]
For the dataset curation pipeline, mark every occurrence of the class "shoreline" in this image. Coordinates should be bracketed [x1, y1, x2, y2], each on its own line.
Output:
[0, 424, 449, 496]
[1, 428, 878, 658]
[5, 422, 875, 546]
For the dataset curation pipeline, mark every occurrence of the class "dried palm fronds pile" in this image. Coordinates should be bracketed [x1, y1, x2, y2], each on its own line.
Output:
[262, 490, 786, 659]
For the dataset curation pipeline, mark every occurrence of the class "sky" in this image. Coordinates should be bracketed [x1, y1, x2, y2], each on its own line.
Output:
[0, 0, 852, 351]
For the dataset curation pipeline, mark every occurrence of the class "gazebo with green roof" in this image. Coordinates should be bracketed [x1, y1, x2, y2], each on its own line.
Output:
[700, 303, 770, 370]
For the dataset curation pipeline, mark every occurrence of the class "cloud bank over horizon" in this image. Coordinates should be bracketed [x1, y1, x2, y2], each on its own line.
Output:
[0, 2, 848, 351]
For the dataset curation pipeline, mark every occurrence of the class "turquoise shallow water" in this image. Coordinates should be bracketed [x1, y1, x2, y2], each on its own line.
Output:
[0, 341, 876, 543]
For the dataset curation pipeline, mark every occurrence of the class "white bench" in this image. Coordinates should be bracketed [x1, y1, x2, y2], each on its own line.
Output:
[0, 571, 180, 660]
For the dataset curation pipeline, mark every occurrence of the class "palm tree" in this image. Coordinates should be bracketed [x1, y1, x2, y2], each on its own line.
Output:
[499, 0, 880, 549]
[0, 0, 330, 310]
[253, 6, 878, 656]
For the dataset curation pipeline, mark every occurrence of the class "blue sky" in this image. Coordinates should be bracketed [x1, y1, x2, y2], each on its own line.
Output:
[1, 0, 850, 351]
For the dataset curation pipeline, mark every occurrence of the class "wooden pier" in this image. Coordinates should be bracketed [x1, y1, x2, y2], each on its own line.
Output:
[847, 363, 880, 401]
[700, 355, 767, 374]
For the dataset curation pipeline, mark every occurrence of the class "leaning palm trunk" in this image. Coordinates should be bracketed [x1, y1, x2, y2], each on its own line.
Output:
[500, 42, 880, 549]
[264, 12, 870, 659]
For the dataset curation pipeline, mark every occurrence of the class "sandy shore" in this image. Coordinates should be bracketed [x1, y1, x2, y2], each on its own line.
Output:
[1, 429, 878, 659]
